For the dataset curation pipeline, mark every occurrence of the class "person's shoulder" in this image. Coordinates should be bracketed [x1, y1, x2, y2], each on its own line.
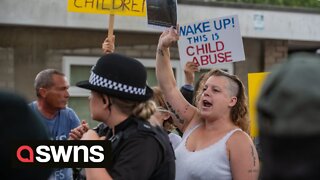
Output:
[0, 91, 27, 105]
[168, 132, 182, 147]
[61, 106, 79, 117]
[0, 90, 49, 140]
[28, 101, 37, 109]
[0, 91, 33, 116]
[229, 129, 251, 140]
[227, 129, 254, 149]
[130, 118, 168, 143]
[134, 117, 160, 134]
[62, 106, 76, 113]
[0, 91, 52, 180]
[59, 106, 80, 124]
[121, 120, 160, 144]
[168, 132, 182, 140]
[117, 117, 153, 140]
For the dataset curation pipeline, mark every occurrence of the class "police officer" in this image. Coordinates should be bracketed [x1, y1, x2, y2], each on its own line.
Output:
[76, 53, 175, 180]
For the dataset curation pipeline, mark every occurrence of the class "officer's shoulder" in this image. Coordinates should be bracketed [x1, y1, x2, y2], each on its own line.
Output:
[135, 118, 156, 134]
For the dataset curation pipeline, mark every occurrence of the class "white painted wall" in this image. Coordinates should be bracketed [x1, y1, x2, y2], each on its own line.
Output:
[0, 0, 320, 41]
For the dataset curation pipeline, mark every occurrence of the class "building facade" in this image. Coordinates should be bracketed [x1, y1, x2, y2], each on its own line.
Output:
[1, 0, 319, 126]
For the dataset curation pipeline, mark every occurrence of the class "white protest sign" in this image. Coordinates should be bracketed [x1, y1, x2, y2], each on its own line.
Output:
[178, 15, 245, 68]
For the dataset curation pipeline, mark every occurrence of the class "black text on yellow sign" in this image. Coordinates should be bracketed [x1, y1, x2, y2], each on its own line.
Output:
[67, 0, 146, 16]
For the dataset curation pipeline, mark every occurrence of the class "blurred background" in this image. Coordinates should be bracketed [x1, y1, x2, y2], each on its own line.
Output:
[0, 0, 319, 127]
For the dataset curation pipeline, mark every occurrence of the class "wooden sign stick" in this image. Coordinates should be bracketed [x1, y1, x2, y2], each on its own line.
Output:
[108, 14, 115, 39]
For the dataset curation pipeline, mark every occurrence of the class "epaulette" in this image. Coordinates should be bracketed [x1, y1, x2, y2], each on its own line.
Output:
[111, 118, 164, 151]
[136, 119, 156, 134]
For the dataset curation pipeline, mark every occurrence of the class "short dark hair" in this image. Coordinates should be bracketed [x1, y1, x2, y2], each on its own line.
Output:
[34, 69, 65, 97]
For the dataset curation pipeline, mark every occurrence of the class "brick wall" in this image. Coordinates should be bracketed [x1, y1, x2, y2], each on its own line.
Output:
[0, 25, 289, 100]
[264, 40, 288, 71]
[0, 26, 161, 100]
[0, 48, 14, 90]
[234, 38, 264, 90]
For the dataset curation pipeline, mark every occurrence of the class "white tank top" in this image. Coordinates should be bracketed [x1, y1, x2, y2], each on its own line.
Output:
[175, 124, 241, 180]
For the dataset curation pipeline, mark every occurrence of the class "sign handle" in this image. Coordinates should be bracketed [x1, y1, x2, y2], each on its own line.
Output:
[108, 14, 115, 39]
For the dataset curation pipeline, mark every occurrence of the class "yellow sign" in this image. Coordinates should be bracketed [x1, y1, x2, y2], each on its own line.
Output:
[248, 72, 269, 138]
[67, 0, 146, 16]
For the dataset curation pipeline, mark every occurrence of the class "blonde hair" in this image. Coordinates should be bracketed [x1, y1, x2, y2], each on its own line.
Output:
[202, 69, 249, 133]
[194, 74, 207, 107]
[110, 97, 156, 120]
[152, 86, 177, 132]
[152, 87, 167, 109]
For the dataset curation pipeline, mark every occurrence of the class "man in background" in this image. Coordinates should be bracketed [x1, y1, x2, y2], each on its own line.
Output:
[30, 69, 81, 180]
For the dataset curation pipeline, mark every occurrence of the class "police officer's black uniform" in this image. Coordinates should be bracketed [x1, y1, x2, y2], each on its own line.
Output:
[75, 53, 176, 180]
[105, 115, 175, 180]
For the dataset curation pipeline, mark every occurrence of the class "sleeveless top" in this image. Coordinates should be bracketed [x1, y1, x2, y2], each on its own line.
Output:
[175, 124, 241, 180]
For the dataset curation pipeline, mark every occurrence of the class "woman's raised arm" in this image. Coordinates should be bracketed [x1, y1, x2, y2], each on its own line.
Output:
[156, 27, 200, 132]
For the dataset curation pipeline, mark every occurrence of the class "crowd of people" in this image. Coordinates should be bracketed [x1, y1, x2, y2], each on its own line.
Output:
[2, 26, 320, 180]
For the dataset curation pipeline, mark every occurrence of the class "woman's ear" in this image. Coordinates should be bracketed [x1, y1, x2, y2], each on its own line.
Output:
[101, 94, 108, 109]
[101, 95, 106, 104]
[162, 112, 171, 121]
[103, 95, 113, 111]
[228, 96, 237, 107]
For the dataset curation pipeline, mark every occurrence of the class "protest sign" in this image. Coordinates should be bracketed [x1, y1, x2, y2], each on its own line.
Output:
[68, 0, 147, 41]
[67, 0, 146, 16]
[146, 0, 177, 29]
[248, 72, 269, 138]
[178, 15, 245, 68]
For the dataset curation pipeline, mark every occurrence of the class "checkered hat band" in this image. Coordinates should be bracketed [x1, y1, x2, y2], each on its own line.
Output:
[89, 72, 146, 95]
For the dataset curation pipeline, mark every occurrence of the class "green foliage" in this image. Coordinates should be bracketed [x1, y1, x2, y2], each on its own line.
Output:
[215, 0, 320, 9]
